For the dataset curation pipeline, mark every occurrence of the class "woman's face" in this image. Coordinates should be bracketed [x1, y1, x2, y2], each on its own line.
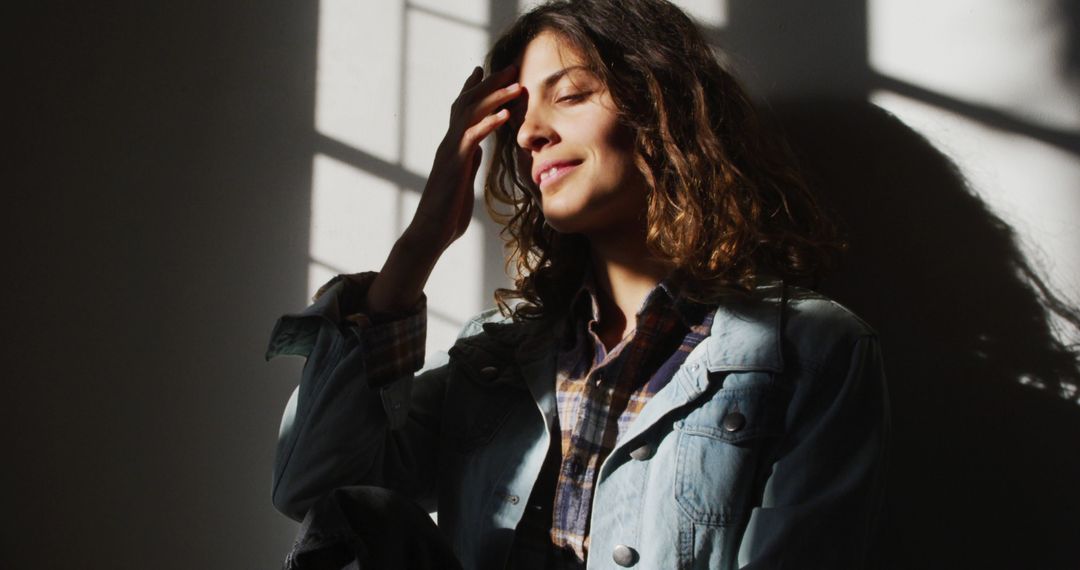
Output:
[511, 31, 648, 237]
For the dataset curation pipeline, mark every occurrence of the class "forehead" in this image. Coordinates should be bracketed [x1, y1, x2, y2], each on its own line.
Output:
[517, 31, 588, 87]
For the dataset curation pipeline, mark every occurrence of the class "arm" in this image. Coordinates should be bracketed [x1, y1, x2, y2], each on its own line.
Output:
[266, 273, 445, 521]
[737, 334, 890, 568]
[265, 65, 523, 521]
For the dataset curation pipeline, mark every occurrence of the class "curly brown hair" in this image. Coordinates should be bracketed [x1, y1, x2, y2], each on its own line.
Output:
[485, 0, 841, 319]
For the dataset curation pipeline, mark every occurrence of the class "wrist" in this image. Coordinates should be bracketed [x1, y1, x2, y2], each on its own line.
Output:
[366, 231, 440, 316]
[398, 225, 446, 261]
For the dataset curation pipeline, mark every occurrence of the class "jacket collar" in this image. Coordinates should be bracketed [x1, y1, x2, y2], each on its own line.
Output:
[454, 279, 786, 376]
[450, 282, 786, 453]
[450, 310, 563, 378]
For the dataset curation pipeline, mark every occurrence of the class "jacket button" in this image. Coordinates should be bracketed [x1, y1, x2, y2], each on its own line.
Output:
[629, 442, 655, 461]
[479, 366, 499, 380]
[722, 411, 746, 432]
[612, 544, 637, 567]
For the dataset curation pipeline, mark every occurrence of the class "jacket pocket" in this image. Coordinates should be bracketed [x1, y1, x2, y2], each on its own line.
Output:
[673, 382, 787, 526]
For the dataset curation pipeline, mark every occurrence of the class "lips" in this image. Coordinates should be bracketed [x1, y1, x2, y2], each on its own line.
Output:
[533, 159, 583, 188]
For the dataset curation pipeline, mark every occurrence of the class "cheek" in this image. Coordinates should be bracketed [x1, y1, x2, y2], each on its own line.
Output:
[594, 120, 639, 181]
[594, 142, 644, 198]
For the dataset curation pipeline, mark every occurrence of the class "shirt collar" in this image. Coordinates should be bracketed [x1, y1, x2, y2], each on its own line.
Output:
[567, 266, 713, 330]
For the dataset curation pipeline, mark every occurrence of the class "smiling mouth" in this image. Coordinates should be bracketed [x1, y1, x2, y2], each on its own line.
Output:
[537, 161, 582, 190]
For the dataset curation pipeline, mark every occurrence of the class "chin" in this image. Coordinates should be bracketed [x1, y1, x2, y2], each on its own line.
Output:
[539, 214, 581, 235]
[539, 198, 593, 235]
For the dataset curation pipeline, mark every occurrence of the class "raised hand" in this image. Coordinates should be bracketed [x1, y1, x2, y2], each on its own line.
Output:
[406, 64, 522, 254]
[366, 65, 523, 315]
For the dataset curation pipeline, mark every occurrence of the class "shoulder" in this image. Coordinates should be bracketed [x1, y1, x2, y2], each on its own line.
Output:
[450, 306, 561, 363]
[455, 307, 512, 341]
[780, 284, 880, 376]
[705, 280, 877, 375]
[782, 285, 876, 341]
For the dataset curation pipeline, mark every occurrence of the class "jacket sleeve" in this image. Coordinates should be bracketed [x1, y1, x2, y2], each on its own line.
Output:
[265, 273, 449, 521]
[737, 333, 890, 568]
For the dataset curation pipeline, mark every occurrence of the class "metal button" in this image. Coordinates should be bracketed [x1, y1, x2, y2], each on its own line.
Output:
[479, 365, 499, 380]
[629, 442, 655, 461]
[722, 411, 747, 432]
[612, 544, 637, 567]
[688, 363, 700, 372]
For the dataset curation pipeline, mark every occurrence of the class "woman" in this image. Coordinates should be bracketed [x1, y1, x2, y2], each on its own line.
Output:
[268, 0, 889, 568]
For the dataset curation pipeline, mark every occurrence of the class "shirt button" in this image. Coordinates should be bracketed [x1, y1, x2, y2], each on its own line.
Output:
[612, 544, 638, 567]
[479, 365, 499, 380]
[723, 411, 747, 432]
[565, 459, 582, 477]
[629, 442, 655, 461]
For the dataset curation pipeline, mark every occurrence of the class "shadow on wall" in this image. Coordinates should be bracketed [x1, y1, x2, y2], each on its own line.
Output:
[775, 100, 1080, 569]
[1065, 0, 1080, 80]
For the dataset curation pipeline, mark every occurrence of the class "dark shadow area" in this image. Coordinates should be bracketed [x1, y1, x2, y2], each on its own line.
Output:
[1061, 0, 1080, 80]
[776, 100, 1080, 569]
[723, 0, 869, 100]
[7, 0, 316, 566]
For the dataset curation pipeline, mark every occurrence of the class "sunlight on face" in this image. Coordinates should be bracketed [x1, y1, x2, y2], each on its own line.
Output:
[512, 31, 648, 238]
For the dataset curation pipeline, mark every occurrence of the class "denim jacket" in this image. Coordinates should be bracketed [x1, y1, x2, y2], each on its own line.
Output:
[267, 278, 889, 569]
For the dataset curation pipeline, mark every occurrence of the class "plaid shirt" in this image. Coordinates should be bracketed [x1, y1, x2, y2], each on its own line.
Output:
[512, 275, 715, 568]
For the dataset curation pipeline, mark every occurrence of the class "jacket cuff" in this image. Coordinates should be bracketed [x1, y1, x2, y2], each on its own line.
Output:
[267, 273, 427, 389]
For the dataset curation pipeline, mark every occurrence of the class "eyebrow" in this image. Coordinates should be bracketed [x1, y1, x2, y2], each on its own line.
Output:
[537, 65, 592, 93]
[505, 65, 594, 125]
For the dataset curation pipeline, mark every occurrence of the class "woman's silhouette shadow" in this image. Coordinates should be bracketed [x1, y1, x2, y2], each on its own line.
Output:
[777, 100, 1080, 569]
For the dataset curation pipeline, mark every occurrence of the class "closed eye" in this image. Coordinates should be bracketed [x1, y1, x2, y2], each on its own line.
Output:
[556, 91, 590, 104]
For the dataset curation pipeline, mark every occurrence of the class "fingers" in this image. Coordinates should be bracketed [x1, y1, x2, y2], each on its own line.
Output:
[460, 64, 518, 104]
[471, 82, 523, 123]
[458, 66, 483, 94]
[460, 108, 510, 153]
[447, 64, 518, 156]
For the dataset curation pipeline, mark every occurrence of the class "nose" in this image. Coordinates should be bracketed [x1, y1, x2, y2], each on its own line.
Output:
[515, 98, 557, 152]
